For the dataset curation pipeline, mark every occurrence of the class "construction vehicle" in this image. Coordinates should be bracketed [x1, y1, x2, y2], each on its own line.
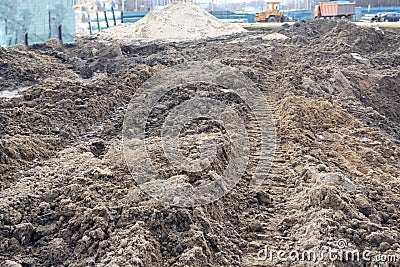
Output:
[255, 2, 288, 23]
[313, 1, 356, 20]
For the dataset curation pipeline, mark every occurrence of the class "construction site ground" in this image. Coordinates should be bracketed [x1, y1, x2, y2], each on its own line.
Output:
[0, 19, 400, 266]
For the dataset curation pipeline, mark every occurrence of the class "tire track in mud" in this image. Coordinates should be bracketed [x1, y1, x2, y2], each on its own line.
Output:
[239, 84, 297, 265]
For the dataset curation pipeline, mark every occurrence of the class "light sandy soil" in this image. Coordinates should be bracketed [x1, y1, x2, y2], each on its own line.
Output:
[0, 19, 400, 266]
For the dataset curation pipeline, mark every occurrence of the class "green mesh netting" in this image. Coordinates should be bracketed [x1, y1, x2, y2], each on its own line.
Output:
[0, 0, 76, 47]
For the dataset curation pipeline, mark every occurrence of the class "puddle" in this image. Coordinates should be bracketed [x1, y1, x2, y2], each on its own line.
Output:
[0, 87, 30, 100]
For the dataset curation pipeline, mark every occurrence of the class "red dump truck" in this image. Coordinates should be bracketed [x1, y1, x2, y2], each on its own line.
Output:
[313, 2, 356, 20]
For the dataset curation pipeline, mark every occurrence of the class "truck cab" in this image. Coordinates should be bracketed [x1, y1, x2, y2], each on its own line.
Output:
[313, 4, 321, 19]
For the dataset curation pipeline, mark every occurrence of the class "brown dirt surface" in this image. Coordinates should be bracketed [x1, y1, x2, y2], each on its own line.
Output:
[0, 20, 400, 266]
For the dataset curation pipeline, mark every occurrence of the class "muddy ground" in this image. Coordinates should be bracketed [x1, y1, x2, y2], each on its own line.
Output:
[0, 20, 400, 266]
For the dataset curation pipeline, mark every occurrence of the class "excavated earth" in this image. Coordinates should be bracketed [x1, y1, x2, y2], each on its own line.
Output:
[0, 20, 400, 266]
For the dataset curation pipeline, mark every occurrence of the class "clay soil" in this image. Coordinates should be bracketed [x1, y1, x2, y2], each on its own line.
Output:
[1, 20, 400, 266]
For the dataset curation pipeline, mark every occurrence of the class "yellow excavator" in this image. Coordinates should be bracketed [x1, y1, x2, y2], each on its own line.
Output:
[254, 1, 288, 23]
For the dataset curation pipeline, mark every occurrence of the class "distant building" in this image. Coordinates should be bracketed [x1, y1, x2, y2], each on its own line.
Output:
[356, 0, 400, 7]
[0, 0, 76, 47]
[283, 0, 398, 10]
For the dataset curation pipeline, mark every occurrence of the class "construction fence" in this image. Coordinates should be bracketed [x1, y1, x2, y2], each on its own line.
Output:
[0, 0, 76, 47]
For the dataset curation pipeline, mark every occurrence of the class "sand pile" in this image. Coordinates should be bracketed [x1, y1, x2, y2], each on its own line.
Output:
[100, 2, 246, 41]
[262, 32, 290, 41]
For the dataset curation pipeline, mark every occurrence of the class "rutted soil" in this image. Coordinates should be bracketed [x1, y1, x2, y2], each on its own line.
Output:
[0, 20, 400, 266]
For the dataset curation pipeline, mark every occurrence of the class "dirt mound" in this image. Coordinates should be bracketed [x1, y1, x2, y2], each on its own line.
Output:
[278, 19, 400, 54]
[1, 21, 400, 266]
[317, 20, 389, 53]
[0, 48, 159, 181]
[99, 2, 246, 41]
[0, 49, 76, 90]
[279, 20, 338, 37]
[0, 135, 60, 184]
